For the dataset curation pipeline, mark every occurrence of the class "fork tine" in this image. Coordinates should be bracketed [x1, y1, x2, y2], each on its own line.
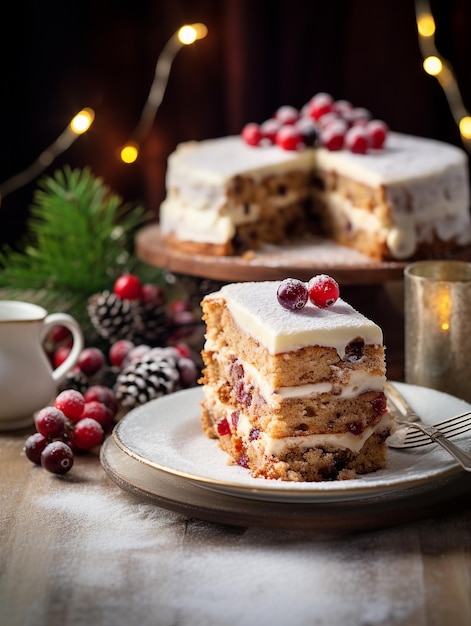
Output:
[396, 416, 471, 448]
[403, 413, 471, 441]
[432, 410, 471, 429]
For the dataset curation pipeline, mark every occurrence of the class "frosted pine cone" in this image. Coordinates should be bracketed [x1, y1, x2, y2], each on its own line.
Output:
[114, 352, 180, 408]
[88, 291, 169, 345]
[88, 291, 138, 343]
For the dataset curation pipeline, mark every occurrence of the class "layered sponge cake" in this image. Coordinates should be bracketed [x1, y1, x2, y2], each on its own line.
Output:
[200, 278, 394, 482]
[160, 94, 471, 261]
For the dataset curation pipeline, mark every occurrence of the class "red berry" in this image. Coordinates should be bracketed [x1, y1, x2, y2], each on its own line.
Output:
[84, 385, 117, 414]
[24, 432, 48, 465]
[275, 125, 302, 151]
[295, 117, 319, 147]
[332, 99, 353, 115]
[320, 121, 347, 151]
[48, 325, 72, 344]
[367, 120, 388, 149]
[345, 126, 369, 154]
[109, 339, 134, 368]
[54, 344, 72, 368]
[260, 118, 281, 143]
[169, 299, 193, 314]
[140, 283, 165, 306]
[307, 93, 334, 120]
[173, 342, 192, 359]
[217, 417, 231, 436]
[308, 274, 340, 308]
[54, 389, 85, 421]
[73, 418, 104, 450]
[35, 407, 66, 438]
[113, 274, 143, 300]
[276, 278, 308, 311]
[241, 123, 263, 146]
[81, 401, 113, 431]
[78, 347, 105, 376]
[344, 107, 371, 127]
[41, 441, 74, 474]
[274, 105, 298, 125]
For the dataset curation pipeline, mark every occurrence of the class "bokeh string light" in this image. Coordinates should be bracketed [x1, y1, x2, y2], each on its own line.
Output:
[0, 23, 207, 204]
[119, 22, 208, 164]
[0, 108, 95, 202]
[415, 0, 471, 152]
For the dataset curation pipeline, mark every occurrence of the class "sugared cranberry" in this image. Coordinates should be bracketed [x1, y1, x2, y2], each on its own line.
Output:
[73, 418, 104, 450]
[78, 347, 105, 376]
[308, 274, 340, 308]
[24, 432, 49, 465]
[84, 385, 117, 414]
[113, 273, 143, 301]
[54, 389, 85, 422]
[35, 407, 66, 438]
[345, 126, 369, 154]
[241, 123, 263, 146]
[41, 441, 74, 475]
[320, 121, 347, 151]
[367, 120, 389, 149]
[260, 118, 281, 143]
[274, 105, 298, 125]
[275, 125, 302, 151]
[54, 344, 72, 368]
[344, 107, 372, 126]
[332, 99, 353, 115]
[109, 339, 135, 368]
[277, 278, 308, 311]
[296, 117, 319, 147]
[216, 418, 231, 436]
[140, 283, 166, 306]
[307, 92, 334, 120]
[81, 401, 113, 431]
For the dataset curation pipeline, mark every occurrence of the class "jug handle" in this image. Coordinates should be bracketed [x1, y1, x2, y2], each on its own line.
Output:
[42, 313, 84, 384]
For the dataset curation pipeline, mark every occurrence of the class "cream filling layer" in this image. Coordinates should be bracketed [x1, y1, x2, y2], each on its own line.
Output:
[212, 352, 385, 401]
[236, 410, 393, 456]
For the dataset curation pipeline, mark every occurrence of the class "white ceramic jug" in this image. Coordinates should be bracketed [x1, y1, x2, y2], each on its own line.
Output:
[0, 301, 84, 430]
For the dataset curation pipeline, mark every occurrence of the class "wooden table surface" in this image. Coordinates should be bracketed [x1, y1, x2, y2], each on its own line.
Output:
[1, 418, 471, 626]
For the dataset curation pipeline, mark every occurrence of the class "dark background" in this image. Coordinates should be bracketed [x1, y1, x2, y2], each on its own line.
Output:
[1, 0, 470, 248]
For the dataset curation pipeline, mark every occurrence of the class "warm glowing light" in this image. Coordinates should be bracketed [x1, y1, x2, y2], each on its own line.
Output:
[437, 287, 452, 332]
[459, 116, 471, 140]
[423, 55, 442, 76]
[178, 23, 207, 45]
[120, 143, 139, 164]
[70, 108, 95, 134]
[417, 13, 435, 37]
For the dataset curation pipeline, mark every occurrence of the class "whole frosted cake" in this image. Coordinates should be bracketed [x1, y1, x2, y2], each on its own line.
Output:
[160, 93, 471, 261]
[200, 277, 394, 482]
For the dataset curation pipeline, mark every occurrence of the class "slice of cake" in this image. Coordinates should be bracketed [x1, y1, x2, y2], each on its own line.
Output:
[160, 94, 471, 261]
[200, 277, 393, 482]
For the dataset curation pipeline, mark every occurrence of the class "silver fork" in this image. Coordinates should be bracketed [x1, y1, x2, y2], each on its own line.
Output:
[385, 381, 471, 472]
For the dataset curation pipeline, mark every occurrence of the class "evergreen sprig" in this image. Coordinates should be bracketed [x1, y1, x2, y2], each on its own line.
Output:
[0, 166, 159, 333]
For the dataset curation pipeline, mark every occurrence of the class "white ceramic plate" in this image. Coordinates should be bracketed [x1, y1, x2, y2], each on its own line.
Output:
[112, 383, 471, 503]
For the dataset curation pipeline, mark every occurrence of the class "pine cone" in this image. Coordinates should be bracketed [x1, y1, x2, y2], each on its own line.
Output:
[88, 291, 138, 343]
[114, 352, 180, 408]
[88, 291, 169, 346]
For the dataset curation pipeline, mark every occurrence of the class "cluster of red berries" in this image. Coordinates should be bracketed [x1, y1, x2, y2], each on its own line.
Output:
[276, 275, 340, 311]
[241, 92, 388, 154]
[23, 385, 117, 475]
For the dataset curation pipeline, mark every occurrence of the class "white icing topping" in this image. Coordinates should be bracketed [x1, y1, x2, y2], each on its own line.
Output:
[160, 132, 471, 257]
[206, 281, 383, 355]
